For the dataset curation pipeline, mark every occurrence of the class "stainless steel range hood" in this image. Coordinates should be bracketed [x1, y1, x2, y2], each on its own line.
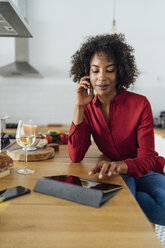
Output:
[0, 38, 42, 77]
[0, 0, 42, 77]
[0, 0, 32, 37]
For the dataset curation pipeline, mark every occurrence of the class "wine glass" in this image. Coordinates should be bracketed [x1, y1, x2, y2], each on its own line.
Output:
[16, 120, 36, 174]
[25, 125, 39, 151]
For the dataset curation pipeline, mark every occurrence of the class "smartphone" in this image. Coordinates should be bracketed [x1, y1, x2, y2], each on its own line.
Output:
[0, 186, 31, 202]
[45, 175, 123, 193]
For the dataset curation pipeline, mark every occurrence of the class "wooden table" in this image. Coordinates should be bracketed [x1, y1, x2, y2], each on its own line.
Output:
[5, 124, 70, 135]
[0, 143, 162, 248]
[154, 128, 165, 138]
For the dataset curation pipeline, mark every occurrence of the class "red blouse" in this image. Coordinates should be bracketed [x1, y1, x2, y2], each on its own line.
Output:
[68, 89, 165, 177]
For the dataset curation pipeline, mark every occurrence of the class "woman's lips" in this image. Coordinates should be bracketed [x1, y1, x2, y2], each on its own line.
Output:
[95, 84, 111, 90]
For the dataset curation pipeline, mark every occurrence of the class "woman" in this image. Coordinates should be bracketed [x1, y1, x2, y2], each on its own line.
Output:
[68, 33, 165, 225]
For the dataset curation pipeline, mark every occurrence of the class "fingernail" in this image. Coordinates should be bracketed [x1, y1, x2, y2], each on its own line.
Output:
[108, 171, 111, 176]
[99, 173, 103, 179]
[88, 171, 92, 175]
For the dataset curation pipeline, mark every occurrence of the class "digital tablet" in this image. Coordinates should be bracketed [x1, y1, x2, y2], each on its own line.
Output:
[45, 175, 123, 193]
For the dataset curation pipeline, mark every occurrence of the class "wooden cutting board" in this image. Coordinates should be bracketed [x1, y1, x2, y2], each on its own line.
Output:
[7, 147, 55, 161]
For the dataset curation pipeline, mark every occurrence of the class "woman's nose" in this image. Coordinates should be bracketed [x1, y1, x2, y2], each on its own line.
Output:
[98, 72, 106, 81]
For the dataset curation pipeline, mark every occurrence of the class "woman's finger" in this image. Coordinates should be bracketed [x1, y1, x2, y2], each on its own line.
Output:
[80, 76, 90, 83]
[79, 84, 88, 90]
[88, 162, 100, 175]
[115, 165, 121, 176]
[81, 75, 90, 80]
[99, 163, 110, 179]
[108, 162, 117, 176]
[80, 81, 90, 89]
[89, 160, 106, 175]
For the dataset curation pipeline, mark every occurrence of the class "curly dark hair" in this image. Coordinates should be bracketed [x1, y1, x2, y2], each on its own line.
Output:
[70, 33, 139, 90]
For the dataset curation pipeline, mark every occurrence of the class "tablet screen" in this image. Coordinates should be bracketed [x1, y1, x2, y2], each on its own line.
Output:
[46, 175, 123, 193]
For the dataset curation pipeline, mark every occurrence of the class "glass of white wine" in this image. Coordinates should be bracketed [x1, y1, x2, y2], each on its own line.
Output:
[16, 120, 36, 174]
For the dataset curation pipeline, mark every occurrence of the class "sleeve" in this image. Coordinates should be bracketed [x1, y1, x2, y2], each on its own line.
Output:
[124, 99, 165, 178]
[68, 113, 92, 162]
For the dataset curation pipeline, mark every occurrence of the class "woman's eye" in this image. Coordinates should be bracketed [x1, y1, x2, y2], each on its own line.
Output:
[107, 69, 116, 73]
[91, 68, 116, 73]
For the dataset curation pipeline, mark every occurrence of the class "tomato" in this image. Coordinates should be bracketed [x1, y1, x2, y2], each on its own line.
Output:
[45, 135, 53, 143]
[59, 133, 68, 144]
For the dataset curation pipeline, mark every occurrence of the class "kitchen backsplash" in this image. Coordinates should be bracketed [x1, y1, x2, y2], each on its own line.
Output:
[0, 76, 165, 126]
[0, 76, 76, 126]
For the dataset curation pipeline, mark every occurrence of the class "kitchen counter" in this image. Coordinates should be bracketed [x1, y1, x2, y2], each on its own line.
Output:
[0, 143, 162, 248]
[6, 125, 165, 136]
[154, 128, 165, 138]
[5, 124, 70, 134]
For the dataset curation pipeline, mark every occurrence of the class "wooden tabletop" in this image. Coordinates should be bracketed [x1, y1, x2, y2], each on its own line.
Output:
[5, 124, 70, 135]
[154, 128, 165, 138]
[0, 143, 162, 248]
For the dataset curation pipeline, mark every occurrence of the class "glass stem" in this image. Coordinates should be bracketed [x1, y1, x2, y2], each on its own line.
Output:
[24, 147, 28, 169]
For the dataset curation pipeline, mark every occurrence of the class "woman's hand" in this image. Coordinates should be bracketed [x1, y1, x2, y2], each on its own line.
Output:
[75, 76, 94, 107]
[89, 160, 128, 179]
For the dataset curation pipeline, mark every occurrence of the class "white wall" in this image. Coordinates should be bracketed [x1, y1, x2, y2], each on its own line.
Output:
[0, 0, 165, 125]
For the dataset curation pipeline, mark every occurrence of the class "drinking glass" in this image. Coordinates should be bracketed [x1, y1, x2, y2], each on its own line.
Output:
[16, 120, 36, 174]
[24, 125, 39, 151]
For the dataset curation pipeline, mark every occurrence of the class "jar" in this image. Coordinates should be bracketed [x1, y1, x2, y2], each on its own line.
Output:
[0, 116, 8, 134]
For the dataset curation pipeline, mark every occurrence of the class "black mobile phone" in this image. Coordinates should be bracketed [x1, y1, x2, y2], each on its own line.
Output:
[86, 78, 93, 95]
[46, 175, 123, 193]
[0, 186, 31, 202]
